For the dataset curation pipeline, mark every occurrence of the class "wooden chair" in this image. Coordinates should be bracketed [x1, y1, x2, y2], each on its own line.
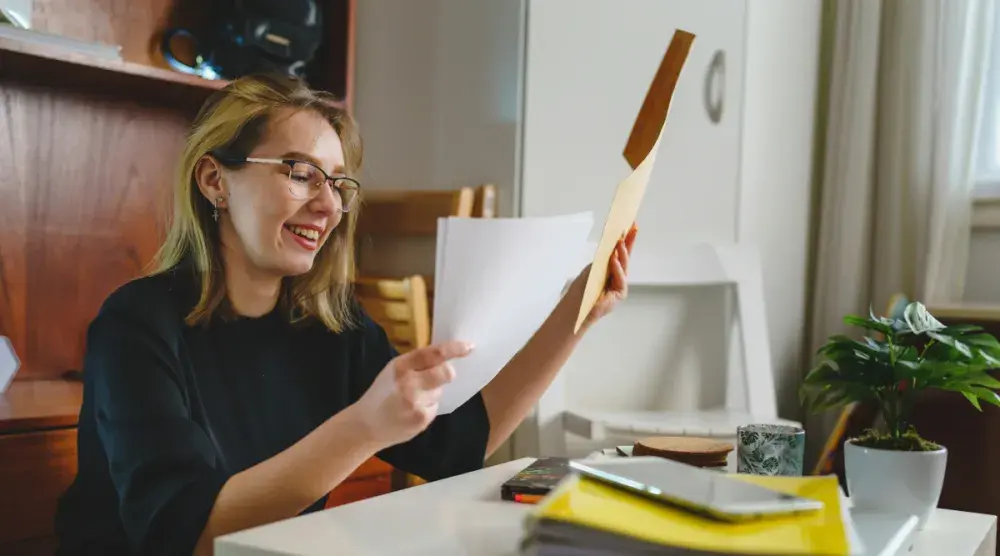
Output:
[355, 184, 497, 310]
[357, 187, 475, 237]
[473, 184, 498, 218]
[354, 275, 431, 353]
[357, 184, 497, 235]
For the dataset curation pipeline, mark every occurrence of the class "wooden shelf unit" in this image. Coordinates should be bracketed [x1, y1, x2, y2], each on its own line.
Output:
[0, 34, 230, 109]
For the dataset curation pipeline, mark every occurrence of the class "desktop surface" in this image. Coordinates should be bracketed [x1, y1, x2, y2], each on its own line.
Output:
[215, 458, 996, 556]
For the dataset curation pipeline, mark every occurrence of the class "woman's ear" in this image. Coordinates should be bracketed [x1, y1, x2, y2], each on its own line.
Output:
[194, 155, 227, 208]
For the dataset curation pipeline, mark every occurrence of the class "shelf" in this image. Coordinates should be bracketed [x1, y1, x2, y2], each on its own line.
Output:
[0, 33, 351, 113]
[0, 379, 82, 434]
[0, 34, 229, 110]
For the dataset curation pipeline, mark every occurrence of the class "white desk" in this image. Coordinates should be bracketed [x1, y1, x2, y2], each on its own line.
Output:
[216, 458, 997, 556]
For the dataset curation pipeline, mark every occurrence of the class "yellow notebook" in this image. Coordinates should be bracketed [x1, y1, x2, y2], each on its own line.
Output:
[527, 473, 849, 555]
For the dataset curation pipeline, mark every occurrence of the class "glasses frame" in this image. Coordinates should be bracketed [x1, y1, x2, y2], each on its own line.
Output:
[218, 155, 361, 213]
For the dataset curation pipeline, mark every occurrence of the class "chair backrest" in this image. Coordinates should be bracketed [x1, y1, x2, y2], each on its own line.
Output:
[358, 188, 475, 237]
[354, 275, 430, 352]
[472, 184, 498, 218]
[355, 184, 497, 281]
[528, 243, 777, 456]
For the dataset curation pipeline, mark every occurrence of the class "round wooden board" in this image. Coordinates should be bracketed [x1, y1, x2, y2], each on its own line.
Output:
[633, 436, 734, 466]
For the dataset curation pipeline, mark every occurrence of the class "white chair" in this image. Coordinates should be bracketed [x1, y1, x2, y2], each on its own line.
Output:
[523, 243, 801, 459]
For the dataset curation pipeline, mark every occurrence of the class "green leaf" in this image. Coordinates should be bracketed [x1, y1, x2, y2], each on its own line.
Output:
[904, 302, 946, 334]
[963, 334, 1000, 365]
[963, 391, 983, 411]
[971, 387, 1000, 408]
[844, 314, 892, 336]
[803, 361, 840, 384]
[963, 333, 1000, 351]
[895, 359, 928, 381]
[961, 372, 1000, 389]
[942, 324, 985, 335]
[927, 332, 973, 359]
[895, 345, 919, 361]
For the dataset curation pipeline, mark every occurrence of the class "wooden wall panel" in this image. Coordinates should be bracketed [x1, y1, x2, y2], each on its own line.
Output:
[0, 83, 188, 379]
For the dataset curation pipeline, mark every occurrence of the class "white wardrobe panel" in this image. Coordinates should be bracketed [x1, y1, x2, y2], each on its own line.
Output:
[520, 0, 747, 248]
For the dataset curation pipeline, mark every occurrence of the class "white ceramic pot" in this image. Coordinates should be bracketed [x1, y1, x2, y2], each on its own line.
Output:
[844, 439, 947, 529]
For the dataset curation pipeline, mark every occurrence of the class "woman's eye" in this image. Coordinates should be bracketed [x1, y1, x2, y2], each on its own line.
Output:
[290, 172, 312, 183]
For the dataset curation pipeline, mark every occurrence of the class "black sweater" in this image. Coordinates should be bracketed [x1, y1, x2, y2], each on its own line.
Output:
[54, 266, 490, 555]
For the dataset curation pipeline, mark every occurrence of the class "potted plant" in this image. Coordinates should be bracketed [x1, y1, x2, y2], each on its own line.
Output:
[801, 301, 1000, 528]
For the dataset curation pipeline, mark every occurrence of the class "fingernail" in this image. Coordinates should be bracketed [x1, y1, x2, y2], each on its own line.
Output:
[462, 341, 476, 353]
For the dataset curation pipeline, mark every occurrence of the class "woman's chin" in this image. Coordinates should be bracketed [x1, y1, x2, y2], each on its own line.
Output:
[277, 255, 316, 277]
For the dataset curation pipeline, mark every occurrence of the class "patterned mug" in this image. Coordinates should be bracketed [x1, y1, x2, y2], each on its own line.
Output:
[736, 424, 805, 476]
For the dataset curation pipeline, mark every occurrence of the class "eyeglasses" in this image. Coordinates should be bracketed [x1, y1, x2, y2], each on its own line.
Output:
[221, 156, 361, 213]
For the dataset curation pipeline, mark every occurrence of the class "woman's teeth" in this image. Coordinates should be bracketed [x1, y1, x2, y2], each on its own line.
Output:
[287, 225, 320, 240]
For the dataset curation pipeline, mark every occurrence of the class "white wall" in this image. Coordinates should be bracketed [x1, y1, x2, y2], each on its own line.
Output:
[965, 227, 1000, 303]
[353, 0, 524, 217]
[738, 0, 823, 419]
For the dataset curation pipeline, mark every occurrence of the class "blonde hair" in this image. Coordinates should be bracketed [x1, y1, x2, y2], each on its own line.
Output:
[151, 73, 362, 333]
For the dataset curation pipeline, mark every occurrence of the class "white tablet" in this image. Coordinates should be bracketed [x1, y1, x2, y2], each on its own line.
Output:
[569, 456, 823, 521]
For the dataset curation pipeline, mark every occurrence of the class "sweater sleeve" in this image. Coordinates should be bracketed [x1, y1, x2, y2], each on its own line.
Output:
[86, 307, 229, 555]
[355, 311, 492, 482]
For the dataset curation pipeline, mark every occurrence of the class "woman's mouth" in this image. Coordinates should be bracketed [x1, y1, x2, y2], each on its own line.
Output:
[283, 224, 322, 251]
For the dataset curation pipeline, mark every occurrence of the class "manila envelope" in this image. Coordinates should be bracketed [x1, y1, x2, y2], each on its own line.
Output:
[574, 29, 695, 333]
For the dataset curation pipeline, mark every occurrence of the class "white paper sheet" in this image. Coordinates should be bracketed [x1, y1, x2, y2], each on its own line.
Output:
[432, 213, 594, 414]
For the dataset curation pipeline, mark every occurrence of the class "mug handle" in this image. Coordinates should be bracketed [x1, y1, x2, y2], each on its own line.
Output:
[161, 28, 203, 75]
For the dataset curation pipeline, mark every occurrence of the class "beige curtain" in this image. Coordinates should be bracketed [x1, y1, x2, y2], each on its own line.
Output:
[806, 0, 995, 458]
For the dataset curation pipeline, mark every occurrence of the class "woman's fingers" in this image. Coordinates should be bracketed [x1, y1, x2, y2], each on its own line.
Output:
[395, 340, 473, 373]
[617, 238, 631, 274]
[610, 250, 627, 292]
[626, 223, 638, 252]
[398, 361, 457, 409]
[415, 362, 457, 391]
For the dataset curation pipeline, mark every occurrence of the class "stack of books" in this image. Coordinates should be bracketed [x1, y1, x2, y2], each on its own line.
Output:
[520, 472, 857, 556]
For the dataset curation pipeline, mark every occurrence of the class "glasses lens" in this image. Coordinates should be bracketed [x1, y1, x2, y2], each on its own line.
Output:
[334, 178, 359, 211]
[287, 161, 323, 199]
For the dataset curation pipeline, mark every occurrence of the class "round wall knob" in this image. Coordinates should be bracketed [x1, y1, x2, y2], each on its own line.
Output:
[704, 49, 726, 124]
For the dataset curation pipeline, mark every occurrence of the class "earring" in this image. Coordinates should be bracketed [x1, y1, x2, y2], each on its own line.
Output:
[213, 197, 223, 222]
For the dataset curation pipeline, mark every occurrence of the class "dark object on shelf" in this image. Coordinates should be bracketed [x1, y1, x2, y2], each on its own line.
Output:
[161, 0, 324, 80]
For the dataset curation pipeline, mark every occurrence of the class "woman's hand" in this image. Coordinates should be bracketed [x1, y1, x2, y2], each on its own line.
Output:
[577, 223, 638, 330]
[351, 341, 474, 448]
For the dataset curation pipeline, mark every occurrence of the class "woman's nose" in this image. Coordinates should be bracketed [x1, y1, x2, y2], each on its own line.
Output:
[308, 183, 340, 215]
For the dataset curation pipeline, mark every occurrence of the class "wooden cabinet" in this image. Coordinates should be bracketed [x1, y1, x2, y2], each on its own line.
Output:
[0, 381, 82, 554]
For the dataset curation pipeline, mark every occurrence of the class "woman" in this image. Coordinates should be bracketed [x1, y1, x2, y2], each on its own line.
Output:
[54, 73, 637, 555]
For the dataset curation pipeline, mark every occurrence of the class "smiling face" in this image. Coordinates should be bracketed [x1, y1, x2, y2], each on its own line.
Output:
[198, 108, 346, 280]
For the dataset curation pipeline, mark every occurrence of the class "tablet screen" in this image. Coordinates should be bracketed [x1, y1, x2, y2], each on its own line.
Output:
[572, 458, 804, 510]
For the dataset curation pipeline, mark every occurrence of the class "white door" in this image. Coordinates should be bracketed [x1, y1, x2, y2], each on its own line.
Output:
[519, 0, 747, 252]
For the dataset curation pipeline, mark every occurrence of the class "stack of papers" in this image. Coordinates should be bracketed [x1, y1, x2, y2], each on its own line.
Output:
[520, 473, 857, 556]
[433, 213, 594, 415]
